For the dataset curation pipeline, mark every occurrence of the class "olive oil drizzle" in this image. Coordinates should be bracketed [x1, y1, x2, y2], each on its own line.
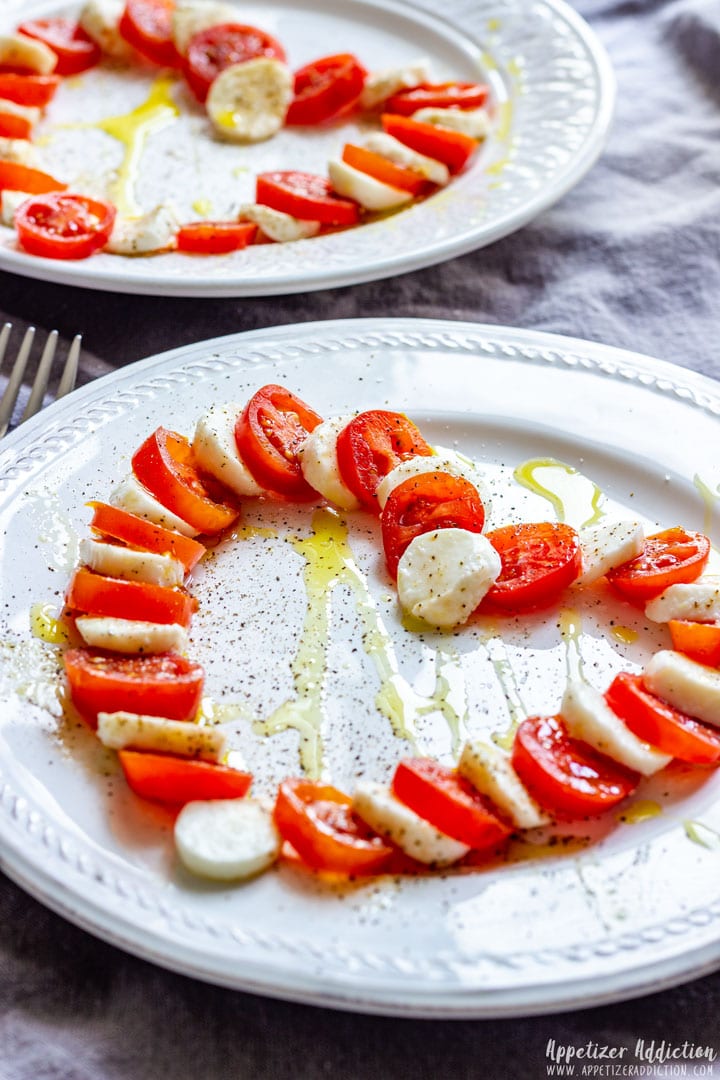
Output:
[513, 458, 605, 529]
[558, 607, 585, 681]
[684, 820, 720, 851]
[483, 629, 528, 750]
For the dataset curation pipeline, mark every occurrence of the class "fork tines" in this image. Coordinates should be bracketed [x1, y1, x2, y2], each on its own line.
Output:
[0, 323, 81, 439]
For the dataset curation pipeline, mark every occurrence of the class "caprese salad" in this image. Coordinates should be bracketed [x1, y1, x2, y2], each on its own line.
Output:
[0, 0, 491, 259]
[54, 383, 720, 884]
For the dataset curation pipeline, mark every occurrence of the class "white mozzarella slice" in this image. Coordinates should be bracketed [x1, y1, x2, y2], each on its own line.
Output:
[360, 59, 431, 110]
[412, 107, 490, 139]
[175, 798, 281, 880]
[352, 782, 469, 866]
[98, 711, 225, 759]
[362, 132, 449, 185]
[299, 415, 359, 511]
[645, 579, 720, 623]
[0, 137, 39, 166]
[207, 58, 292, 143]
[192, 404, 265, 497]
[0, 189, 31, 228]
[562, 678, 671, 775]
[576, 520, 645, 586]
[458, 740, 550, 830]
[76, 616, 188, 654]
[111, 475, 199, 537]
[396, 528, 501, 627]
[79, 0, 134, 59]
[643, 650, 720, 728]
[327, 158, 412, 212]
[236, 203, 320, 242]
[172, 0, 239, 54]
[0, 99, 41, 125]
[0, 34, 57, 75]
[376, 448, 488, 511]
[79, 537, 185, 586]
[106, 205, 179, 255]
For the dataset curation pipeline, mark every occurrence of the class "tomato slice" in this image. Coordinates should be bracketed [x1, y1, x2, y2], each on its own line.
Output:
[119, 750, 252, 803]
[88, 501, 206, 572]
[132, 427, 239, 534]
[668, 619, 720, 667]
[512, 713, 639, 818]
[481, 522, 581, 611]
[0, 73, 60, 107]
[285, 53, 366, 125]
[64, 648, 204, 726]
[14, 192, 116, 260]
[381, 471, 485, 578]
[119, 0, 180, 67]
[605, 671, 720, 765]
[66, 567, 196, 627]
[18, 19, 102, 77]
[183, 22, 286, 102]
[0, 113, 32, 139]
[381, 113, 478, 173]
[0, 161, 66, 195]
[176, 221, 257, 254]
[256, 170, 359, 226]
[391, 758, 510, 850]
[342, 143, 427, 195]
[273, 779, 393, 874]
[234, 384, 323, 499]
[386, 81, 489, 116]
[336, 410, 433, 513]
[607, 528, 711, 604]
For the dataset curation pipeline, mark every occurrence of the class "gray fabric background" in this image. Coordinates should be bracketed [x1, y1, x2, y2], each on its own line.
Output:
[1, 0, 720, 1075]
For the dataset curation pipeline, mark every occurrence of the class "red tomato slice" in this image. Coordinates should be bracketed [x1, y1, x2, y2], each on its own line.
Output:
[0, 73, 60, 107]
[183, 22, 286, 103]
[0, 113, 32, 139]
[177, 221, 257, 254]
[386, 81, 489, 115]
[481, 522, 581, 611]
[234, 384, 323, 499]
[15, 192, 116, 260]
[0, 161, 66, 195]
[668, 619, 720, 667]
[607, 527, 711, 604]
[285, 53, 366, 125]
[605, 671, 720, 765]
[88, 501, 205, 573]
[18, 19, 102, 77]
[381, 112, 478, 173]
[119, 750, 252, 803]
[119, 0, 180, 67]
[256, 170, 359, 226]
[132, 427, 239, 534]
[512, 713, 639, 818]
[391, 758, 510, 850]
[342, 143, 427, 195]
[336, 410, 433, 513]
[273, 778, 393, 874]
[381, 471, 485, 578]
[64, 648, 204, 726]
[66, 567, 195, 627]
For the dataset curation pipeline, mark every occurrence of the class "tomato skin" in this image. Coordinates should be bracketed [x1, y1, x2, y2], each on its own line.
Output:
[481, 522, 581, 611]
[88, 501, 205, 572]
[605, 672, 720, 765]
[183, 22, 286, 103]
[273, 779, 393, 874]
[668, 619, 720, 667]
[66, 567, 196, 627]
[18, 19, 102, 77]
[336, 410, 433, 513]
[256, 170, 359, 226]
[381, 113, 478, 173]
[15, 193, 116, 260]
[386, 81, 489, 116]
[64, 648, 204, 726]
[119, 750, 252, 804]
[342, 143, 427, 195]
[176, 221, 257, 254]
[0, 73, 60, 107]
[512, 714, 639, 818]
[391, 758, 510, 850]
[119, 0, 181, 67]
[234, 384, 323, 499]
[0, 112, 32, 139]
[381, 471, 485, 579]
[131, 427, 239, 534]
[607, 528, 711, 604]
[286, 53, 366, 126]
[0, 161, 66, 195]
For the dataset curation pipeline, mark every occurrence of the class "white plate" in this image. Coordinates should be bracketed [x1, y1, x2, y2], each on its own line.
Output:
[1, 318, 719, 1018]
[0, 0, 613, 296]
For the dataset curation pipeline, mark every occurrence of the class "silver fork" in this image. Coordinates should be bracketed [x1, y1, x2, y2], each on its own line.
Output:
[0, 323, 81, 439]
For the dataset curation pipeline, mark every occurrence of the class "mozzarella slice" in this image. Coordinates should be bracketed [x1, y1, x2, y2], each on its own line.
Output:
[562, 678, 671, 775]
[172, 0, 239, 54]
[363, 132, 449, 186]
[352, 781, 469, 866]
[175, 798, 281, 880]
[376, 448, 488, 511]
[643, 650, 720, 728]
[360, 59, 431, 110]
[0, 34, 57, 75]
[79, 0, 134, 59]
[111, 475, 199, 537]
[79, 537, 185, 586]
[76, 616, 188, 654]
[645, 579, 720, 623]
[106, 205, 179, 255]
[0, 189, 31, 228]
[576, 520, 645, 586]
[412, 107, 490, 139]
[299, 415, 359, 511]
[98, 711, 225, 759]
[458, 740, 549, 829]
[192, 404, 265, 497]
[397, 528, 501, 627]
[236, 203, 320, 242]
[0, 99, 41, 126]
[206, 58, 292, 143]
[0, 137, 39, 166]
[327, 158, 412, 212]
